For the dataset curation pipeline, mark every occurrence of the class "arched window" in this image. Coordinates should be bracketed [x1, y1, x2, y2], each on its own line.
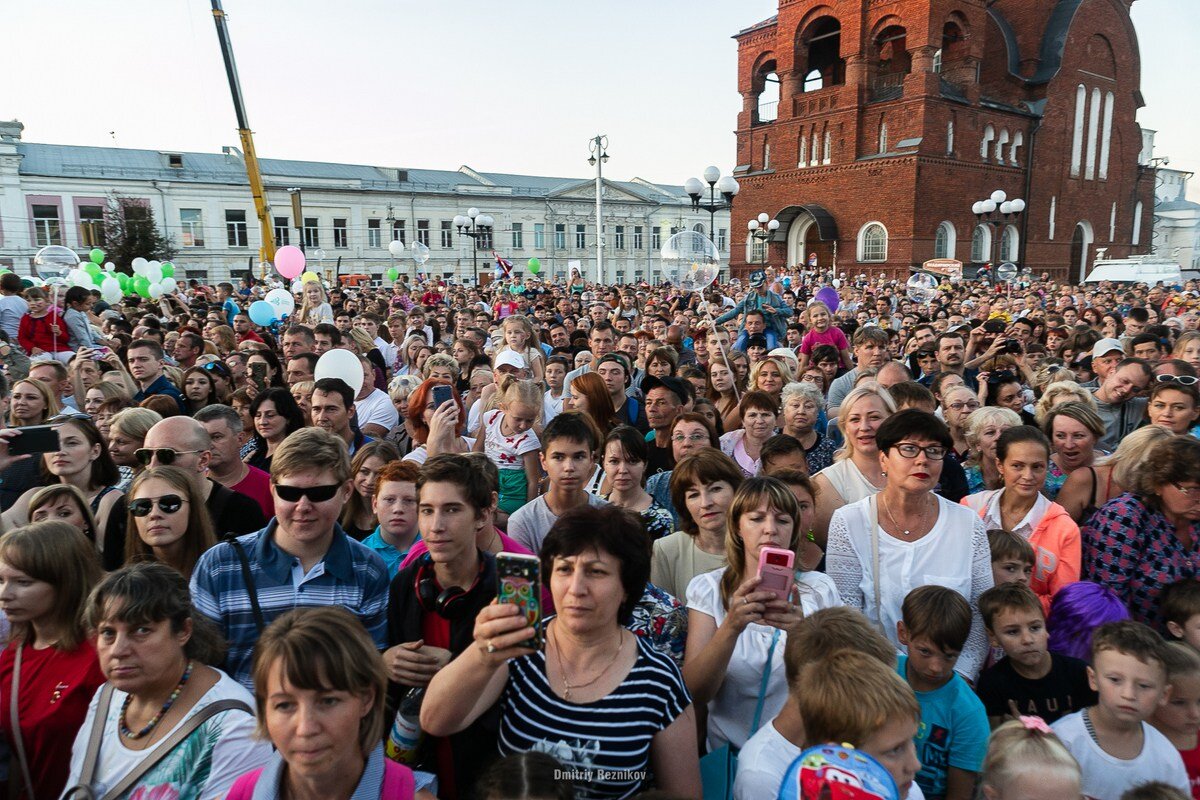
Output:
[763, 138, 772, 170]
[757, 71, 780, 123]
[1099, 91, 1114, 180]
[809, 126, 819, 167]
[1132, 200, 1143, 246]
[746, 231, 767, 264]
[692, 223, 706, 235]
[934, 221, 956, 260]
[996, 129, 1009, 164]
[1000, 225, 1019, 262]
[1010, 131, 1024, 165]
[933, 48, 942, 74]
[879, 122, 888, 154]
[1071, 85, 1087, 178]
[971, 224, 992, 263]
[858, 222, 888, 262]
[1085, 87, 1101, 180]
[804, 69, 823, 92]
[947, 120, 955, 156]
[981, 125, 995, 160]
[798, 17, 845, 90]
[823, 128, 832, 163]
[799, 133, 808, 168]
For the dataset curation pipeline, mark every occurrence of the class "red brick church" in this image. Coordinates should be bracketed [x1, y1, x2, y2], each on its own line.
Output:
[729, 0, 1156, 282]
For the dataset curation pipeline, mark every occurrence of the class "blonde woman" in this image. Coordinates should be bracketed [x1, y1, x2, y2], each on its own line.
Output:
[421, 352, 460, 384]
[812, 382, 896, 547]
[7, 378, 58, 427]
[1054, 424, 1174, 524]
[748, 356, 795, 410]
[290, 380, 314, 425]
[1033, 380, 1099, 426]
[1174, 330, 1200, 371]
[961, 407, 1022, 494]
[298, 280, 334, 326]
[394, 334, 428, 377]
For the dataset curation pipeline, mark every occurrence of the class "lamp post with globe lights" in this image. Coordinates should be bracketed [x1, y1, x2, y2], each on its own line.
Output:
[454, 208, 494, 286]
[747, 213, 780, 275]
[684, 167, 739, 255]
[588, 135, 609, 284]
[972, 190, 1026, 278]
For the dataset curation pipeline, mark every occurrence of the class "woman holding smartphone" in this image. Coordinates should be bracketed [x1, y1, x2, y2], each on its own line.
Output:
[682, 476, 840, 752]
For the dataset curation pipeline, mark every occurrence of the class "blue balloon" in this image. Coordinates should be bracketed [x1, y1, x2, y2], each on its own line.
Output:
[248, 300, 276, 326]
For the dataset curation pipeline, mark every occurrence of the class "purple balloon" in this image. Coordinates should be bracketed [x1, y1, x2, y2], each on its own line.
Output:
[814, 286, 840, 312]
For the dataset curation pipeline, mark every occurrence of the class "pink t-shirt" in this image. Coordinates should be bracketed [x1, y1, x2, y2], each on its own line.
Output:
[231, 465, 274, 520]
[799, 325, 849, 355]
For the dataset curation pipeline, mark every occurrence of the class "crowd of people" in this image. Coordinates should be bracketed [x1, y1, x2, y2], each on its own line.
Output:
[0, 263, 1197, 799]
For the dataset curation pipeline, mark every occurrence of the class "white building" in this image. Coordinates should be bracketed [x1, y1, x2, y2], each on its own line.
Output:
[1151, 167, 1200, 272]
[0, 120, 730, 285]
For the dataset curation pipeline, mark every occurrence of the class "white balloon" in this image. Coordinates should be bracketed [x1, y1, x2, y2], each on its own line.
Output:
[265, 288, 295, 317]
[148, 284, 163, 299]
[161, 277, 178, 294]
[290, 279, 305, 294]
[146, 264, 163, 284]
[101, 278, 121, 304]
[388, 240, 406, 257]
[104, 262, 116, 272]
[314, 349, 364, 396]
[131, 257, 148, 275]
[69, 268, 90, 287]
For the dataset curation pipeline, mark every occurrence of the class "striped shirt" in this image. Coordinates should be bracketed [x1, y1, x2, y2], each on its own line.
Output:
[190, 521, 390, 690]
[498, 632, 691, 800]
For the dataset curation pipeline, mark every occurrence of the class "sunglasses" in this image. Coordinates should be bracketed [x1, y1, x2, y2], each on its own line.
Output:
[202, 361, 231, 378]
[49, 411, 93, 424]
[129, 494, 186, 517]
[273, 483, 342, 503]
[1157, 374, 1199, 386]
[134, 448, 203, 467]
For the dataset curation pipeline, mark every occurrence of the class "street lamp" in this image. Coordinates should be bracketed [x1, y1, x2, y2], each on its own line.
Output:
[454, 208, 494, 285]
[972, 190, 1026, 276]
[747, 212, 780, 272]
[684, 167, 739, 254]
[588, 134, 609, 284]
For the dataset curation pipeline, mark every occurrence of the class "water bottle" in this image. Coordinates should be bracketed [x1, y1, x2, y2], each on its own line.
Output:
[385, 687, 425, 765]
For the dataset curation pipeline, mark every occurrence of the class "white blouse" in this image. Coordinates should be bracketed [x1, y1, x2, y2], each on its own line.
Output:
[825, 494, 993, 680]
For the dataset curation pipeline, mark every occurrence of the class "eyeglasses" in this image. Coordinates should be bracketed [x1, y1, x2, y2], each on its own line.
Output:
[128, 494, 186, 517]
[947, 400, 981, 411]
[49, 411, 92, 423]
[1171, 483, 1200, 499]
[134, 448, 203, 467]
[671, 434, 710, 444]
[1157, 374, 1200, 386]
[892, 442, 948, 460]
[273, 483, 342, 503]
[202, 361, 231, 378]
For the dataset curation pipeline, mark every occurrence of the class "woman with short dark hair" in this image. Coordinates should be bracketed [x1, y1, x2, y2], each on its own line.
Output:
[246, 387, 306, 472]
[603, 426, 674, 540]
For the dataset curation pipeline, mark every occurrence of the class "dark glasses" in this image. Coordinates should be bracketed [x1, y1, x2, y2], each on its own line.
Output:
[1157, 374, 1199, 386]
[129, 495, 185, 517]
[273, 483, 342, 503]
[134, 448, 203, 467]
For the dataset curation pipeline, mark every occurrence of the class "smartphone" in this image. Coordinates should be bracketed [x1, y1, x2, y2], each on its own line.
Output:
[757, 546, 796, 604]
[497, 553, 542, 649]
[250, 362, 268, 392]
[8, 425, 61, 457]
[430, 384, 453, 410]
[982, 319, 1006, 334]
[91, 346, 111, 361]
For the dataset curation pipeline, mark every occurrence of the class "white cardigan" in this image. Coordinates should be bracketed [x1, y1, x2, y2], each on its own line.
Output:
[825, 493, 993, 680]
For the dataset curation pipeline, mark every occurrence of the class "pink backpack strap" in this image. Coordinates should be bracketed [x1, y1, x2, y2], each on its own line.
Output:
[382, 759, 416, 799]
[226, 768, 264, 800]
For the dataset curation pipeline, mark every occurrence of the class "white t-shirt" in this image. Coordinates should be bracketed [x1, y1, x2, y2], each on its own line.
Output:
[482, 409, 541, 471]
[686, 567, 841, 751]
[63, 670, 272, 800]
[1051, 709, 1189, 800]
[736, 721, 926, 800]
[507, 493, 608, 553]
[402, 437, 476, 466]
[0, 294, 28, 341]
[355, 388, 400, 431]
[543, 389, 565, 425]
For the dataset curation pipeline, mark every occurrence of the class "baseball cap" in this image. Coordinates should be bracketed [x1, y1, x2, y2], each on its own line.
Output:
[493, 350, 527, 371]
[768, 347, 800, 370]
[1091, 338, 1126, 359]
[594, 352, 632, 374]
[640, 374, 689, 405]
[749, 274, 765, 288]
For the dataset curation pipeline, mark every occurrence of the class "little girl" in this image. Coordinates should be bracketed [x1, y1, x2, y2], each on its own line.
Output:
[978, 717, 1081, 799]
[474, 377, 542, 519]
[796, 300, 852, 373]
[1150, 643, 1200, 798]
[495, 315, 545, 383]
[298, 281, 334, 326]
[18, 287, 72, 363]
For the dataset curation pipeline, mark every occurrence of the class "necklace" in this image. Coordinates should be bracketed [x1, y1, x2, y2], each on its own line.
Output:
[550, 622, 625, 701]
[119, 660, 193, 740]
[882, 493, 931, 538]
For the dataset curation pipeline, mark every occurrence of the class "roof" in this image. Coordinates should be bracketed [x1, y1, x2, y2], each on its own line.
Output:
[734, 15, 777, 38]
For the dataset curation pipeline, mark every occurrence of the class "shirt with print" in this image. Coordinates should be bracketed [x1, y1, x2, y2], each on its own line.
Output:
[974, 652, 1096, 724]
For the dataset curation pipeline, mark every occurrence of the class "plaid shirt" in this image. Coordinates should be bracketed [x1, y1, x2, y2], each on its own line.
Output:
[191, 521, 390, 690]
[1082, 492, 1200, 630]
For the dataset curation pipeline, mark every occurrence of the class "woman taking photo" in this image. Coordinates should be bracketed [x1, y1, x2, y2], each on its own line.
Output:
[339, 441, 403, 541]
[812, 383, 897, 548]
[1041, 401, 1106, 500]
[124, 466, 216, 579]
[719, 390, 779, 479]
[63, 563, 271, 799]
[960, 407, 1022, 494]
[683, 477, 840, 751]
[826, 409, 992, 679]
[245, 387, 307, 472]
[604, 425, 675, 541]
[1056, 424, 1173, 525]
[961, 426, 1081, 612]
[652, 450, 745, 600]
[246, 350, 286, 390]
[707, 357, 743, 432]
[780, 381, 836, 474]
[423, 504, 701, 800]
[0, 521, 104, 800]
[1082, 436, 1200, 629]
[402, 379, 474, 465]
[566, 372, 620, 436]
[108, 408, 162, 491]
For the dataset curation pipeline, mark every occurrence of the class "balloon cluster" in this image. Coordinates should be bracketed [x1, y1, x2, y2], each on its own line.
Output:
[384, 240, 431, 282]
[31, 246, 180, 303]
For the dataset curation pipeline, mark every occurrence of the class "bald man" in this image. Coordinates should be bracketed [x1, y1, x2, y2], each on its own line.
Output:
[142, 416, 267, 535]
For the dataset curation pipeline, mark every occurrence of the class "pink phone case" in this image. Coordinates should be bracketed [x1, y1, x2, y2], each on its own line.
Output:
[757, 546, 795, 603]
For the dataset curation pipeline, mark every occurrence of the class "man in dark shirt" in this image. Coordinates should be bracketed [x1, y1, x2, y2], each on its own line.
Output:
[127, 339, 186, 413]
[642, 375, 689, 477]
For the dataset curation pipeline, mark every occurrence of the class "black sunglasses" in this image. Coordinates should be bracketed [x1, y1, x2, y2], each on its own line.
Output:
[134, 448, 203, 467]
[273, 483, 342, 503]
[129, 494, 185, 517]
[202, 361, 231, 378]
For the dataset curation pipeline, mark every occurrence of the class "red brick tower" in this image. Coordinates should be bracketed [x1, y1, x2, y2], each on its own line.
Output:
[731, 0, 1156, 282]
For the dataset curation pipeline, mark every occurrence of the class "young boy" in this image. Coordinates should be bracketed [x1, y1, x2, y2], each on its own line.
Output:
[362, 460, 421, 579]
[987, 527, 1034, 587]
[1051, 621, 1190, 800]
[1149, 642, 1200, 797]
[975, 582, 1095, 727]
[1162, 579, 1200, 652]
[798, 650, 924, 800]
[735, 607, 917, 799]
[896, 585, 990, 800]
[542, 355, 569, 425]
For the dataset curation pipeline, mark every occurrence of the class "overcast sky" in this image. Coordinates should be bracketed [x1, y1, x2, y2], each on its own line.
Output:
[4, 0, 1197, 199]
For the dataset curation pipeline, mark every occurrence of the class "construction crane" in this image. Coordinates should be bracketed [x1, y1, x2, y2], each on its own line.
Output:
[210, 0, 276, 266]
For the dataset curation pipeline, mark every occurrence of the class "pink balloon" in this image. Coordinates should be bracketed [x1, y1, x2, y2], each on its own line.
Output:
[275, 246, 306, 280]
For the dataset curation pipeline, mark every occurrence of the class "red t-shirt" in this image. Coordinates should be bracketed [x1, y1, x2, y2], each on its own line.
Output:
[231, 464, 274, 520]
[1180, 741, 1200, 799]
[0, 640, 105, 800]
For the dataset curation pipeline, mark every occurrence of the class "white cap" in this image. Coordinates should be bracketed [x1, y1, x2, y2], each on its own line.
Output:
[493, 350, 527, 371]
[1091, 338, 1126, 359]
[768, 347, 800, 368]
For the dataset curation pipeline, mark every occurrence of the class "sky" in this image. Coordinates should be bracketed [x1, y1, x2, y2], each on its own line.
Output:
[3, 0, 1198, 200]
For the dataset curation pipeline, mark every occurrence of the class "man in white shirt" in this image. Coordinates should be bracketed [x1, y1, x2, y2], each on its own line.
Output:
[352, 356, 399, 438]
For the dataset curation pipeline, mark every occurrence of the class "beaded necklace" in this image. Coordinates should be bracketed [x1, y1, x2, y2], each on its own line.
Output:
[119, 660, 194, 740]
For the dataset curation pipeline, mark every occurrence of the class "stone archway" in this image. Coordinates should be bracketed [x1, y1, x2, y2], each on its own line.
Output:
[788, 214, 813, 267]
[776, 204, 839, 272]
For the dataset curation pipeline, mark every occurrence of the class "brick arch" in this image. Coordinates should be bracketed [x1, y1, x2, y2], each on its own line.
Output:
[795, 11, 845, 91]
[868, 14, 906, 46]
[1085, 33, 1117, 78]
[749, 51, 779, 92]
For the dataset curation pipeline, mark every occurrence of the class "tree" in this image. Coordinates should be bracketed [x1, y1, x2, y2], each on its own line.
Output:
[100, 195, 176, 273]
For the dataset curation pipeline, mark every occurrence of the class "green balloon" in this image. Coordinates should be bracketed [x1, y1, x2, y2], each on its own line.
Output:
[527, 257, 541, 274]
[386, 267, 399, 281]
[89, 248, 105, 265]
[133, 276, 151, 298]
[116, 273, 130, 291]
[85, 263, 102, 276]
[92, 271, 106, 287]
[161, 263, 175, 278]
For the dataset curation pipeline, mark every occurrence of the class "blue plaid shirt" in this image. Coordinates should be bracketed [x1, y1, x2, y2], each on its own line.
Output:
[190, 520, 390, 690]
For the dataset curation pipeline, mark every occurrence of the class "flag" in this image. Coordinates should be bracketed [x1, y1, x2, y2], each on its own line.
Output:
[492, 252, 513, 279]
[807, 253, 818, 268]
